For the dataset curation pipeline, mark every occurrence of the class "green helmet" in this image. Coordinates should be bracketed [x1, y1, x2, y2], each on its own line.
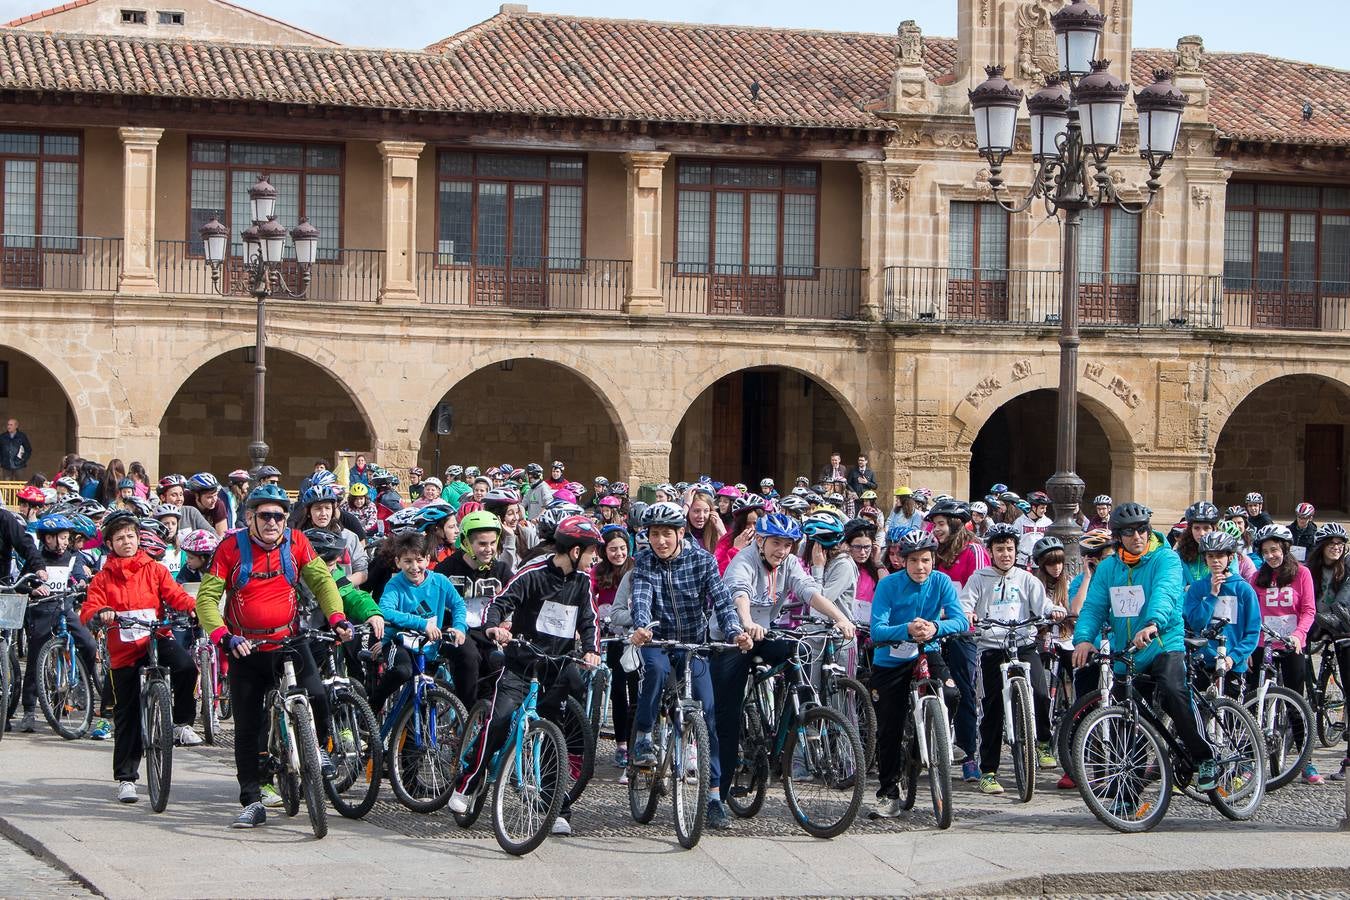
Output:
[457, 510, 503, 552]
[245, 483, 291, 511]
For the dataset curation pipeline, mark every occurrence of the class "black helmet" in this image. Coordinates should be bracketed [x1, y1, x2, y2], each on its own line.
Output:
[1027, 491, 1052, 506]
[984, 523, 1021, 546]
[1032, 535, 1064, 563]
[1184, 501, 1220, 526]
[1315, 522, 1349, 547]
[925, 498, 971, 523]
[303, 527, 347, 562]
[1108, 502, 1152, 532]
[843, 518, 877, 542]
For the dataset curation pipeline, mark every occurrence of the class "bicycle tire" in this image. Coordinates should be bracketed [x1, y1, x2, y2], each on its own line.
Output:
[899, 745, 920, 811]
[587, 666, 610, 738]
[782, 704, 865, 838]
[558, 695, 596, 805]
[828, 675, 878, 773]
[1009, 677, 1036, 804]
[1072, 704, 1172, 833]
[727, 691, 769, 819]
[453, 701, 491, 829]
[1206, 697, 1266, 821]
[924, 697, 954, 830]
[5, 641, 19, 721]
[671, 708, 711, 849]
[36, 639, 92, 740]
[492, 717, 567, 856]
[389, 685, 465, 813]
[324, 688, 382, 819]
[1317, 657, 1346, 749]
[627, 716, 663, 824]
[1056, 688, 1105, 786]
[218, 655, 232, 720]
[288, 702, 328, 839]
[1246, 685, 1314, 791]
[197, 647, 217, 745]
[145, 679, 174, 814]
[270, 696, 301, 818]
[0, 640, 9, 743]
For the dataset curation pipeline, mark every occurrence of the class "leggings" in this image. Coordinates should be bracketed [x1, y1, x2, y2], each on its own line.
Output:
[605, 640, 638, 744]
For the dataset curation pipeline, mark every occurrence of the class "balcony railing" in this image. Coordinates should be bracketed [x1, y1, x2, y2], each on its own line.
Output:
[883, 267, 1223, 328]
[416, 254, 629, 311]
[1221, 277, 1350, 331]
[662, 263, 863, 320]
[155, 242, 383, 303]
[0, 235, 121, 292]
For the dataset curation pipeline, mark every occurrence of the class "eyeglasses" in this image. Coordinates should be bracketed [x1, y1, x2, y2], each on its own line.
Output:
[849, 543, 874, 553]
[255, 511, 286, 523]
[1114, 524, 1150, 537]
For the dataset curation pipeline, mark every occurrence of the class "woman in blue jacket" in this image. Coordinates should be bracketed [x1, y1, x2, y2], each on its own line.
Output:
[1183, 530, 1260, 698]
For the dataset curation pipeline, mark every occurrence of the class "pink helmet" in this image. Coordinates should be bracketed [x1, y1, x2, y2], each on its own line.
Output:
[599, 495, 622, 508]
[553, 489, 577, 504]
[179, 528, 220, 556]
[1296, 502, 1316, 519]
[716, 485, 740, 498]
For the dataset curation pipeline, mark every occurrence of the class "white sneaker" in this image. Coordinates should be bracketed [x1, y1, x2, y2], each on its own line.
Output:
[117, 781, 138, 803]
[685, 744, 698, 777]
[174, 725, 205, 747]
[872, 796, 903, 818]
[447, 790, 471, 814]
[551, 816, 572, 835]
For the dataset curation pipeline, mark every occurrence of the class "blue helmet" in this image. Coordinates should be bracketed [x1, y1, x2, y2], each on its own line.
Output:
[600, 523, 634, 553]
[755, 512, 803, 541]
[301, 484, 341, 508]
[246, 484, 291, 511]
[801, 511, 846, 548]
[31, 514, 76, 535]
[310, 470, 337, 488]
[414, 504, 452, 531]
[886, 523, 914, 545]
[68, 514, 98, 539]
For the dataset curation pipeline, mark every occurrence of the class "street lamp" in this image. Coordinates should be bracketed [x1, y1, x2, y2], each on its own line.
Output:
[198, 175, 321, 469]
[968, 0, 1185, 571]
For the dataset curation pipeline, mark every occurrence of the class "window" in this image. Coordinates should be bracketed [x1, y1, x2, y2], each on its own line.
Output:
[435, 151, 584, 268]
[1224, 183, 1350, 295]
[0, 130, 80, 250]
[675, 161, 819, 276]
[1079, 207, 1139, 284]
[120, 9, 146, 23]
[187, 138, 342, 260]
[948, 201, 1008, 276]
[157, 11, 184, 25]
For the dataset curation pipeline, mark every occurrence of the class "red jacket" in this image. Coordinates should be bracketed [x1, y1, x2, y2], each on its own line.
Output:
[82, 552, 196, 668]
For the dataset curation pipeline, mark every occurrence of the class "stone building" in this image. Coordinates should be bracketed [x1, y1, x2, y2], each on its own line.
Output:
[0, 0, 1346, 521]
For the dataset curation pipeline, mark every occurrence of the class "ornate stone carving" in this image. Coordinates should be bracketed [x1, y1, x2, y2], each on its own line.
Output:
[1016, 0, 1060, 81]
[1190, 185, 1212, 207]
[1083, 361, 1141, 409]
[897, 20, 923, 67]
[889, 175, 913, 204]
[1175, 35, 1204, 73]
[891, 127, 977, 150]
[1109, 0, 1121, 33]
[1011, 358, 1033, 381]
[980, 0, 991, 26]
[965, 375, 1002, 408]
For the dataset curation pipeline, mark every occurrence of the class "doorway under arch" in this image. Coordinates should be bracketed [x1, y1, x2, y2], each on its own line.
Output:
[968, 389, 1113, 502]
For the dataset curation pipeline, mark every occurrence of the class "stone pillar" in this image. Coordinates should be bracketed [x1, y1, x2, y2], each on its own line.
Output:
[622, 439, 671, 493]
[117, 127, 164, 295]
[859, 155, 921, 322]
[621, 152, 670, 315]
[377, 141, 425, 305]
[79, 424, 160, 475]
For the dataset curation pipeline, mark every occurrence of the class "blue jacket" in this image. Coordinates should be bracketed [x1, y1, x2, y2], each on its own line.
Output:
[870, 570, 967, 668]
[1073, 536, 1185, 672]
[1183, 572, 1261, 673]
[378, 571, 467, 658]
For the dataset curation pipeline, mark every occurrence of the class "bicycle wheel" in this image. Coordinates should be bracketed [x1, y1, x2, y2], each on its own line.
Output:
[0, 641, 9, 743]
[196, 647, 217, 745]
[270, 700, 301, 818]
[144, 680, 174, 814]
[1246, 685, 1314, 791]
[453, 701, 491, 829]
[782, 705, 865, 838]
[827, 675, 878, 773]
[289, 702, 328, 839]
[36, 639, 92, 739]
[389, 686, 466, 813]
[587, 666, 610, 738]
[492, 717, 567, 856]
[670, 708, 711, 849]
[1056, 689, 1105, 785]
[324, 688, 382, 819]
[5, 641, 19, 721]
[1206, 697, 1266, 821]
[217, 655, 232, 720]
[923, 697, 953, 830]
[557, 695, 596, 805]
[1009, 677, 1036, 804]
[1072, 705, 1172, 833]
[727, 694, 768, 819]
[898, 739, 920, 811]
[627, 715, 664, 824]
[1317, 657, 1346, 749]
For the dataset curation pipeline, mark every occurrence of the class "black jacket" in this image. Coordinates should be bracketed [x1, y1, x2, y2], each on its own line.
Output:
[846, 465, 877, 495]
[1289, 519, 1317, 552]
[0, 430, 31, 471]
[485, 556, 597, 668]
[1, 509, 41, 579]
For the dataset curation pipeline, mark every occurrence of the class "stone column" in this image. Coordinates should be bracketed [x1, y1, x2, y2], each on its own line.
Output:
[377, 141, 425, 305]
[117, 127, 164, 295]
[622, 439, 672, 493]
[859, 155, 921, 322]
[621, 152, 670, 315]
[79, 425, 160, 475]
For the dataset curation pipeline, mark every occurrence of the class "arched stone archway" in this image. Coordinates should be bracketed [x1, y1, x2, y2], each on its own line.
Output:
[158, 348, 374, 483]
[967, 389, 1115, 502]
[0, 345, 77, 476]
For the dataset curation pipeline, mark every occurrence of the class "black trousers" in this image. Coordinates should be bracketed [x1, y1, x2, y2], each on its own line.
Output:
[709, 639, 795, 797]
[1247, 647, 1309, 748]
[606, 640, 639, 744]
[1139, 652, 1212, 764]
[227, 643, 329, 807]
[978, 645, 1051, 775]
[109, 637, 198, 783]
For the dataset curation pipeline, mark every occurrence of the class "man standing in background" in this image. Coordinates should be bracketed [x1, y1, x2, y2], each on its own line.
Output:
[1, 419, 32, 481]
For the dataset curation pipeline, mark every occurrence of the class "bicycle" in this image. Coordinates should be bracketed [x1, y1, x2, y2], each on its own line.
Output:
[0, 578, 31, 739]
[874, 634, 957, 830]
[112, 611, 192, 813]
[1071, 638, 1265, 833]
[1242, 623, 1315, 791]
[582, 649, 612, 738]
[257, 631, 332, 839]
[1308, 636, 1347, 749]
[728, 625, 866, 838]
[816, 627, 877, 773]
[191, 626, 230, 744]
[310, 626, 382, 819]
[453, 638, 570, 856]
[31, 585, 94, 740]
[977, 616, 1054, 803]
[1055, 621, 1115, 786]
[626, 637, 735, 849]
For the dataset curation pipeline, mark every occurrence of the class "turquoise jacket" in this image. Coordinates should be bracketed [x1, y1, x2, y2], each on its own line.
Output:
[1183, 572, 1261, 673]
[870, 570, 968, 668]
[1073, 536, 1185, 672]
[378, 571, 467, 658]
[1179, 552, 1240, 590]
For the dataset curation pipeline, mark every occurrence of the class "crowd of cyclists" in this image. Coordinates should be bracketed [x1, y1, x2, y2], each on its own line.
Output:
[2, 451, 1348, 848]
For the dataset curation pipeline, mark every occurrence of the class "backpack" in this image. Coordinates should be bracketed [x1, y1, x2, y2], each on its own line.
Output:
[233, 527, 299, 592]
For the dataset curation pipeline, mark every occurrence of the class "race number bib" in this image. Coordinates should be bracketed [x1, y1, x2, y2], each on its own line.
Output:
[596, 602, 614, 622]
[887, 641, 919, 661]
[119, 608, 156, 642]
[1109, 585, 1146, 618]
[537, 600, 579, 639]
[463, 596, 488, 629]
[1291, 546, 1307, 563]
[43, 565, 72, 593]
[1263, 614, 1298, 641]
[989, 601, 1021, 623]
[1212, 595, 1236, 623]
[853, 599, 872, 625]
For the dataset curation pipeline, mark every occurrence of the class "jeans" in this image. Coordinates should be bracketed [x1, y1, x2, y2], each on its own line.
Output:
[109, 637, 198, 783]
[634, 646, 720, 790]
[708, 639, 794, 796]
[942, 636, 979, 760]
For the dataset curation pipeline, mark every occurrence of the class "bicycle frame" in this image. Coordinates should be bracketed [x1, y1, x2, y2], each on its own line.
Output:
[377, 634, 440, 751]
[981, 618, 1044, 746]
[907, 653, 949, 767]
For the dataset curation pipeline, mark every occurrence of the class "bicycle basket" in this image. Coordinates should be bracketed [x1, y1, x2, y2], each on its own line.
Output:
[0, 592, 25, 630]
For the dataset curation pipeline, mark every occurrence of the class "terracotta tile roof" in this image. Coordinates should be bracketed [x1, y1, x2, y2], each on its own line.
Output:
[4, 0, 98, 29]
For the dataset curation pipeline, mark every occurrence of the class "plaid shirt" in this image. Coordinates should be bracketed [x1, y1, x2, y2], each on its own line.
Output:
[629, 542, 742, 643]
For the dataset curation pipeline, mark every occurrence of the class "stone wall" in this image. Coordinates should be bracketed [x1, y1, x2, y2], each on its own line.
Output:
[0, 349, 75, 477]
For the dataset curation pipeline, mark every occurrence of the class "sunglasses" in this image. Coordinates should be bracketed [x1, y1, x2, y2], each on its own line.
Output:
[255, 511, 287, 523]
[1114, 524, 1150, 537]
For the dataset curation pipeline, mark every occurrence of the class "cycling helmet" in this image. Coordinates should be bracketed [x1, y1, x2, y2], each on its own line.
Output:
[716, 485, 740, 499]
[545, 496, 580, 511]
[886, 524, 914, 545]
[1027, 491, 1051, 506]
[897, 529, 939, 557]
[68, 514, 98, 540]
[600, 523, 633, 552]
[100, 509, 139, 537]
[593, 476, 611, 488]
[481, 487, 521, 510]
[420, 476, 443, 492]
[989, 483, 1009, 495]
[932, 494, 954, 507]
[1092, 494, 1113, 506]
[551, 489, 577, 504]
[369, 465, 394, 485]
[755, 512, 803, 541]
[385, 506, 422, 536]
[310, 470, 338, 489]
[54, 476, 79, 493]
[138, 516, 169, 540]
[1184, 501, 1221, 525]
[970, 501, 989, 516]
[138, 531, 167, 561]
[409, 467, 426, 483]
[347, 483, 370, 499]
[1078, 529, 1116, 554]
[626, 501, 648, 529]
[1108, 502, 1152, 532]
[127, 497, 155, 517]
[17, 485, 47, 505]
[999, 491, 1022, 504]
[1226, 505, 1247, 519]
[414, 504, 453, 532]
[40, 487, 56, 505]
[1014, 500, 1032, 514]
[599, 495, 622, 509]
[926, 498, 971, 523]
[188, 472, 220, 492]
[179, 528, 220, 556]
[554, 515, 603, 552]
[735, 493, 768, 515]
[804, 491, 825, 507]
[75, 498, 106, 517]
[778, 495, 809, 515]
[536, 503, 585, 542]
[464, 466, 481, 479]
[1198, 530, 1240, 555]
[802, 511, 846, 548]
[31, 514, 75, 534]
[301, 484, 341, 509]
[656, 482, 677, 498]
[642, 502, 688, 529]
[1253, 523, 1293, 546]
[984, 523, 1022, 546]
[914, 488, 933, 503]
[608, 482, 629, 498]
[1219, 519, 1246, 540]
[157, 474, 188, 493]
[824, 492, 845, 507]
[843, 518, 877, 542]
[1296, 502, 1316, 519]
[245, 484, 291, 511]
[152, 503, 182, 521]
[1032, 535, 1065, 563]
[524, 463, 542, 477]
[456, 510, 502, 550]
[565, 481, 585, 497]
[115, 477, 136, 492]
[228, 469, 251, 484]
[254, 464, 282, 479]
[1245, 492, 1264, 505]
[790, 486, 810, 498]
[1315, 522, 1349, 545]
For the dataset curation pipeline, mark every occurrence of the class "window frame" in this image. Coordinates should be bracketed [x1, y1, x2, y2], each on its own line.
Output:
[120, 9, 147, 24]
[1224, 182, 1350, 293]
[947, 200, 1009, 273]
[1079, 205, 1141, 278]
[0, 128, 84, 253]
[184, 135, 345, 260]
[433, 149, 587, 272]
[157, 10, 185, 25]
[673, 158, 822, 281]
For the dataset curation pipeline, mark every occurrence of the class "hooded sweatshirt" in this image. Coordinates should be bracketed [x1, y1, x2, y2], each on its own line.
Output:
[1073, 533, 1185, 673]
[1183, 570, 1261, 672]
[82, 551, 196, 668]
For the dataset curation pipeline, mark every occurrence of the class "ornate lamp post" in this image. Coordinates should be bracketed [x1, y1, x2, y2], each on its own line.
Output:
[968, 0, 1186, 570]
[198, 175, 321, 469]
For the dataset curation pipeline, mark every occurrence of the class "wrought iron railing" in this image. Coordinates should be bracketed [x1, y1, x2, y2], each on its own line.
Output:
[416, 254, 629, 311]
[156, 242, 383, 303]
[0, 235, 121, 292]
[662, 263, 864, 320]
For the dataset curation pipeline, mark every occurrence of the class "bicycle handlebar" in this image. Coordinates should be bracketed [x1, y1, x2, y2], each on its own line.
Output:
[112, 612, 193, 631]
[976, 616, 1055, 629]
[642, 638, 741, 653]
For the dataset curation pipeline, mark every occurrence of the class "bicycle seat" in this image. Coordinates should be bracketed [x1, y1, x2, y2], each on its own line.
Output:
[1183, 635, 1210, 651]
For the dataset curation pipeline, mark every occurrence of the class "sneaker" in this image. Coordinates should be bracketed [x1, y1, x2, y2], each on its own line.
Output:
[618, 769, 629, 786]
[231, 802, 267, 829]
[337, 728, 356, 753]
[1330, 759, 1350, 782]
[1109, 797, 1145, 821]
[871, 795, 904, 818]
[1196, 759, 1219, 792]
[961, 757, 980, 783]
[90, 719, 112, 741]
[317, 749, 336, 779]
[1037, 742, 1057, 769]
[685, 744, 699, 777]
[1302, 764, 1324, 785]
[259, 784, 283, 808]
[174, 724, 204, 747]
[612, 746, 628, 768]
[117, 781, 138, 803]
[979, 773, 1005, 794]
[550, 816, 572, 836]
[18, 710, 36, 733]
[447, 790, 471, 814]
[1056, 772, 1076, 790]
[631, 737, 657, 767]
[706, 798, 731, 830]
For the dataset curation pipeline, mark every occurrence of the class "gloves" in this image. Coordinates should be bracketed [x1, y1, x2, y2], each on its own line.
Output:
[332, 618, 353, 634]
[222, 634, 249, 655]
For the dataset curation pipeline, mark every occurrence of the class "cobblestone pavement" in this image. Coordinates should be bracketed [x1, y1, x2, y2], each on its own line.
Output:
[0, 832, 94, 899]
